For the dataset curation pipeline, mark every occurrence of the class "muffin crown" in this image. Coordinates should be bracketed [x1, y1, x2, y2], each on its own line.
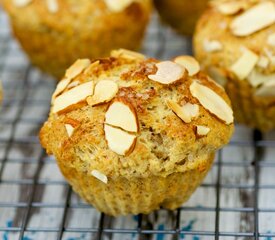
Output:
[40, 49, 234, 179]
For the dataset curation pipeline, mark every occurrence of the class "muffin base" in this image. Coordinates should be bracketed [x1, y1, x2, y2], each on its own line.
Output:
[57, 153, 215, 216]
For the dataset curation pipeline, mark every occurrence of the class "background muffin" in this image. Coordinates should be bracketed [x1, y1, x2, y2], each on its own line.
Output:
[154, 0, 209, 36]
[194, 0, 275, 131]
[40, 49, 234, 216]
[1, 0, 152, 78]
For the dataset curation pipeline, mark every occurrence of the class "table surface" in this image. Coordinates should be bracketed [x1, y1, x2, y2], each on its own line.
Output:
[0, 7, 275, 240]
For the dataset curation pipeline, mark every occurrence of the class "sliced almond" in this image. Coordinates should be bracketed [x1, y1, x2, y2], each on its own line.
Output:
[267, 33, 275, 47]
[84, 60, 100, 74]
[255, 79, 275, 97]
[247, 70, 275, 87]
[104, 124, 136, 156]
[203, 39, 223, 53]
[190, 81, 234, 125]
[167, 101, 199, 123]
[65, 59, 91, 80]
[174, 56, 200, 76]
[65, 124, 74, 138]
[67, 81, 80, 90]
[257, 56, 269, 68]
[208, 67, 228, 87]
[230, 1, 275, 37]
[13, 0, 32, 7]
[217, 1, 246, 15]
[148, 61, 185, 85]
[196, 125, 211, 136]
[264, 48, 275, 66]
[230, 48, 258, 80]
[51, 78, 71, 102]
[53, 81, 94, 114]
[111, 49, 146, 60]
[46, 0, 58, 13]
[87, 80, 118, 106]
[104, 0, 134, 12]
[105, 99, 138, 132]
[91, 170, 108, 184]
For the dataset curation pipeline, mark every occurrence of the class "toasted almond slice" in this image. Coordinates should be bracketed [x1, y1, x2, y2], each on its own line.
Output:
[13, 0, 32, 7]
[230, 1, 275, 37]
[87, 80, 118, 106]
[230, 48, 258, 80]
[84, 60, 100, 74]
[46, 0, 58, 13]
[196, 125, 211, 136]
[217, 1, 245, 15]
[203, 39, 223, 53]
[65, 59, 91, 80]
[111, 49, 146, 60]
[174, 56, 200, 76]
[257, 56, 269, 68]
[67, 81, 80, 90]
[267, 33, 275, 47]
[65, 124, 74, 138]
[104, 0, 134, 12]
[104, 124, 136, 156]
[190, 81, 233, 124]
[51, 78, 71, 102]
[255, 79, 275, 97]
[167, 100, 199, 123]
[91, 170, 108, 184]
[53, 81, 94, 114]
[247, 70, 275, 87]
[148, 61, 185, 85]
[105, 98, 138, 132]
[264, 48, 275, 66]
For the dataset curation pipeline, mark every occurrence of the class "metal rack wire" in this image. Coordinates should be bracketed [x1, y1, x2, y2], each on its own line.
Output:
[0, 6, 275, 240]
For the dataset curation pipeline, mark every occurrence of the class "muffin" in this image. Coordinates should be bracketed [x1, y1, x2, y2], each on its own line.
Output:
[194, 0, 275, 131]
[154, 0, 209, 36]
[1, 0, 151, 78]
[40, 49, 234, 216]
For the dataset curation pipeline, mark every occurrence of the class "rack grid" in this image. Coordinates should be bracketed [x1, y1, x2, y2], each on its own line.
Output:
[0, 6, 275, 240]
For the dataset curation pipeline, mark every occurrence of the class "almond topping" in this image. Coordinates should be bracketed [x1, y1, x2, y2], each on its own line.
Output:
[51, 78, 71, 102]
[190, 81, 233, 124]
[208, 67, 228, 87]
[84, 60, 100, 74]
[230, 48, 258, 80]
[196, 125, 211, 136]
[247, 70, 275, 87]
[13, 0, 32, 7]
[91, 170, 108, 184]
[203, 39, 223, 53]
[267, 33, 275, 47]
[230, 1, 275, 37]
[255, 79, 275, 97]
[104, 125, 136, 156]
[167, 101, 199, 123]
[46, 0, 58, 13]
[87, 80, 118, 106]
[111, 49, 146, 60]
[148, 61, 185, 85]
[104, 0, 135, 12]
[217, 1, 246, 15]
[65, 124, 74, 138]
[65, 59, 91, 80]
[105, 99, 138, 132]
[67, 81, 80, 90]
[174, 56, 200, 76]
[53, 81, 94, 114]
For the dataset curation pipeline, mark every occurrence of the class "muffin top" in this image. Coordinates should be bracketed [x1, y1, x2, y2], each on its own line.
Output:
[40, 49, 234, 180]
[1, 0, 151, 31]
[194, 0, 275, 96]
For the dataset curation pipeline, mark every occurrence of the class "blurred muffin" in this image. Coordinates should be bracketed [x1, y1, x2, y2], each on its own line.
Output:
[1, 0, 152, 78]
[40, 49, 234, 216]
[194, 0, 275, 131]
[154, 0, 209, 36]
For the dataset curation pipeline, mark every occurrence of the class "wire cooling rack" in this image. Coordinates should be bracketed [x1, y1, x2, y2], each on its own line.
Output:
[0, 7, 275, 240]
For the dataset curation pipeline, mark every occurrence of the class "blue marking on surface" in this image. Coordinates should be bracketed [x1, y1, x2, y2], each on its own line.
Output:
[22, 237, 33, 240]
[180, 220, 198, 240]
[66, 233, 86, 240]
[265, 231, 273, 240]
[2, 220, 13, 240]
[156, 224, 165, 240]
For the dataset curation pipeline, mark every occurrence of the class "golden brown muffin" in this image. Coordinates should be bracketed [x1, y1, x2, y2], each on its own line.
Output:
[154, 0, 209, 36]
[194, 0, 275, 132]
[40, 49, 234, 216]
[1, 0, 152, 78]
